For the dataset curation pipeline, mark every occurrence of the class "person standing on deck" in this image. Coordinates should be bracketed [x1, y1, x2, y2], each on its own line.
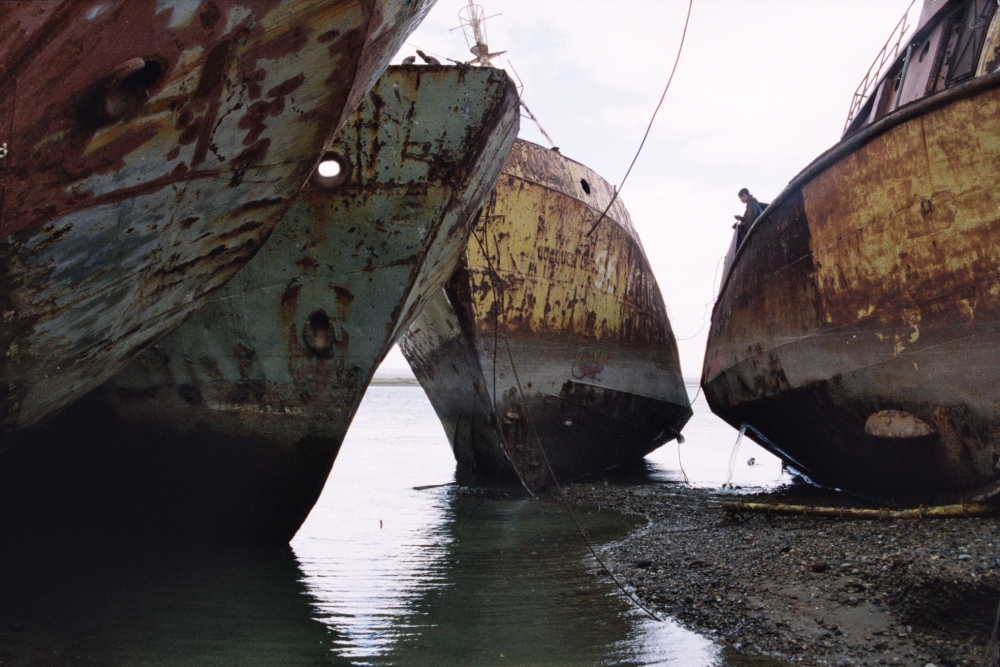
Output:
[733, 188, 763, 248]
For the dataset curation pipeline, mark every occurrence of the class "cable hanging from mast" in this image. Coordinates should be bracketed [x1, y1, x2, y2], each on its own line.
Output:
[587, 0, 694, 237]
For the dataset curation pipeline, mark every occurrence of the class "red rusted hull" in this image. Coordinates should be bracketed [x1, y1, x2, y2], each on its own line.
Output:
[0, 0, 433, 439]
[402, 140, 691, 491]
[703, 70, 1000, 503]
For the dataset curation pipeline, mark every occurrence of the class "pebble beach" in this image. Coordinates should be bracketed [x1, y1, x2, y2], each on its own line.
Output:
[556, 480, 1000, 667]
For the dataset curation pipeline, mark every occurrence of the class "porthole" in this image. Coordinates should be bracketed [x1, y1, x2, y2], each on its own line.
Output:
[311, 151, 350, 188]
[919, 40, 930, 63]
[303, 310, 335, 355]
[580, 178, 591, 195]
[86, 57, 167, 126]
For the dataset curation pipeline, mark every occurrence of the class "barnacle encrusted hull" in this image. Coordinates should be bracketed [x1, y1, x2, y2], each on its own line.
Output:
[402, 140, 690, 491]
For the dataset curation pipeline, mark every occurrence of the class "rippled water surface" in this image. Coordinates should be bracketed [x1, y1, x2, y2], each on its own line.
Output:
[0, 383, 788, 666]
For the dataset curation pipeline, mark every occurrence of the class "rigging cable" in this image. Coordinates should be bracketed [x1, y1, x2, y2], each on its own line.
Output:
[458, 0, 697, 622]
[505, 60, 558, 148]
[674, 253, 726, 342]
[481, 193, 535, 499]
[472, 211, 662, 623]
[587, 0, 694, 237]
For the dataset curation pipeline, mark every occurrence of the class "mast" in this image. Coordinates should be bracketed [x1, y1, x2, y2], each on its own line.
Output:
[454, 3, 556, 148]
[456, 1, 503, 66]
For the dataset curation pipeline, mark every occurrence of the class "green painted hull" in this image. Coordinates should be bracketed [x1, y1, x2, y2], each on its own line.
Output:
[2, 65, 520, 544]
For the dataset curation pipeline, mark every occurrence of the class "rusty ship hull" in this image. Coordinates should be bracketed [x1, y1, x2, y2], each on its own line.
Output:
[0, 65, 520, 544]
[0, 0, 434, 441]
[703, 0, 1000, 502]
[402, 140, 691, 491]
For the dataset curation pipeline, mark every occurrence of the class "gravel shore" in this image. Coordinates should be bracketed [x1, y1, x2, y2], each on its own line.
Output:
[552, 478, 1000, 667]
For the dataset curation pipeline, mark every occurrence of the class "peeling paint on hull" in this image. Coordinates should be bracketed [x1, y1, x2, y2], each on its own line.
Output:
[0, 65, 519, 544]
[703, 73, 1000, 503]
[0, 0, 434, 439]
[402, 140, 691, 492]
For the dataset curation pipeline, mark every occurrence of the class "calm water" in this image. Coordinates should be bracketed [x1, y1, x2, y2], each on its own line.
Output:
[0, 383, 789, 666]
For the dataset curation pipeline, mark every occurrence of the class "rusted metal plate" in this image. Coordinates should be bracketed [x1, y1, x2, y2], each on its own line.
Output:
[0, 0, 434, 440]
[704, 72, 1000, 503]
[4, 64, 519, 543]
[402, 139, 691, 492]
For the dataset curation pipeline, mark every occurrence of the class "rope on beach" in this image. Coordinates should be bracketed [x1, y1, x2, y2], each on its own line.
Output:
[710, 501, 998, 520]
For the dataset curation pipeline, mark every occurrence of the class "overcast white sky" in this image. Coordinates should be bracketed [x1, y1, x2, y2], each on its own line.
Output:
[377, 0, 914, 379]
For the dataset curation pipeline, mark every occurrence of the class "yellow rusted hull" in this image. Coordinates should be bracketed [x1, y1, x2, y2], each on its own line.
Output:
[704, 73, 1000, 502]
[403, 140, 690, 491]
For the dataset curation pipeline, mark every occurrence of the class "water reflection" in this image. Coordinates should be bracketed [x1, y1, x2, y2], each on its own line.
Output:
[293, 387, 718, 666]
[0, 544, 340, 666]
[0, 385, 787, 666]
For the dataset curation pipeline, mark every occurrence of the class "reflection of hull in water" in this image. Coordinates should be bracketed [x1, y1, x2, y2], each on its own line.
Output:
[0, 545, 334, 666]
[364, 495, 710, 666]
[0, 0, 433, 439]
[703, 1, 1000, 502]
[1, 65, 520, 544]
[402, 140, 690, 491]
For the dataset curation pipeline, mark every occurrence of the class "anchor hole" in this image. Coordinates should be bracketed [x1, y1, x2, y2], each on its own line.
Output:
[303, 310, 335, 355]
[87, 57, 167, 126]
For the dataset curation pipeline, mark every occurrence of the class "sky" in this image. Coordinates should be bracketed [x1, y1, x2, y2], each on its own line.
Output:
[377, 0, 916, 378]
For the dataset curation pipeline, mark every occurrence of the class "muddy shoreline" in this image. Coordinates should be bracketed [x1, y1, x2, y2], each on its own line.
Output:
[548, 478, 1000, 667]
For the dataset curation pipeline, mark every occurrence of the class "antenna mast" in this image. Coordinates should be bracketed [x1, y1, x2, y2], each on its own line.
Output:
[456, 1, 503, 66]
[454, 3, 556, 148]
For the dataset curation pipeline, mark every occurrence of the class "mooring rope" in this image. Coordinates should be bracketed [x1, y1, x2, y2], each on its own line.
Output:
[462, 209, 662, 621]
[981, 593, 1000, 667]
[724, 424, 747, 488]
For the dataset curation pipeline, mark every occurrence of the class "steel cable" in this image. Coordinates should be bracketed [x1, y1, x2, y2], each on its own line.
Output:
[471, 210, 663, 622]
[586, 0, 694, 237]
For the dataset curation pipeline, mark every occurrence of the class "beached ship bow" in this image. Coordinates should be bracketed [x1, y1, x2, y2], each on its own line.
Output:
[1, 63, 520, 543]
[703, 0, 1000, 501]
[0, 0, 434, 440]
[403, 140, 691, 491]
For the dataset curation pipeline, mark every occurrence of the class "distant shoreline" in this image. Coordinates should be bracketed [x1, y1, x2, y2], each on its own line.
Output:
[370, 377, 419, 386]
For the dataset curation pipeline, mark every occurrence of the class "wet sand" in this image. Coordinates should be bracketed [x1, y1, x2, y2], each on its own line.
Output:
[553, 480, 1000, 667]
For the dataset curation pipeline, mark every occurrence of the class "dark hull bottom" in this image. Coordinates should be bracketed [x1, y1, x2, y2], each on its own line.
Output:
[706, 346, 1000, 504]
[488, 384, 691, 487]
[0, 399, 339, 545]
